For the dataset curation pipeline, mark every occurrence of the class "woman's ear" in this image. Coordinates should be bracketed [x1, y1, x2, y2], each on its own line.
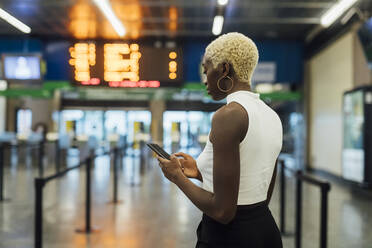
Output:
[222, 62, 230, 76]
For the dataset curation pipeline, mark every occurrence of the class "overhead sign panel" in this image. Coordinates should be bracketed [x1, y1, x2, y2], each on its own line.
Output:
[69, 42, 183, 88]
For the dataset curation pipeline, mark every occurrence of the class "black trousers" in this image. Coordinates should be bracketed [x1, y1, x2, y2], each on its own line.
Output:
[196, 204, 283, 248]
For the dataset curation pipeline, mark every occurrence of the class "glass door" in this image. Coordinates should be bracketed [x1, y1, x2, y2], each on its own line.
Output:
[163, 111, 213, 156]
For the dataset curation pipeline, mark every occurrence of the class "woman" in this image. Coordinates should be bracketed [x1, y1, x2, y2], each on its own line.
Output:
[157, 32, 283, 248]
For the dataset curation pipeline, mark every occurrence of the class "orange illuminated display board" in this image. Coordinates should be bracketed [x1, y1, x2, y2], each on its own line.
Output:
[69, 42, 183, 87]
[69, 43, 96, 82]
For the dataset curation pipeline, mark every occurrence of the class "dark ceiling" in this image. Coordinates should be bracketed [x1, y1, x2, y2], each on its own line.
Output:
[0, 0, 371, 42]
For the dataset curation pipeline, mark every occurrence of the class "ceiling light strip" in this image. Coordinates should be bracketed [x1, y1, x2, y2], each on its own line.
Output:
[0, 8, 31, 33]
[92, 0, 126, 37]
[320, 0, 359, 28]
[212, 15, 224, 35]
[212, 0, 229, 35]
[217, 0, 229, 6]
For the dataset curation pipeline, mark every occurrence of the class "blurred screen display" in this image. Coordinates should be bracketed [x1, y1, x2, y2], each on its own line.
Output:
[342, 90, 364, 183]
[69, 42, 183, 87]
[3, 56, 41, 80]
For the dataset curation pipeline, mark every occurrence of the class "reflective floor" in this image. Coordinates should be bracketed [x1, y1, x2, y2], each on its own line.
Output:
[0, 150, 372, 248]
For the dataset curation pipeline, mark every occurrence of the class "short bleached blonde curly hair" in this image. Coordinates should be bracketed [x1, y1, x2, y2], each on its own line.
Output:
[204, 32, 259, 85]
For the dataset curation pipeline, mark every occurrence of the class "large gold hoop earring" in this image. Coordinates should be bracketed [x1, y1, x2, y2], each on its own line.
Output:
[217, 76, 234, 93]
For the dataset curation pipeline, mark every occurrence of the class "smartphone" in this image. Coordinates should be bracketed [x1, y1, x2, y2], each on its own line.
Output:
[146, 143, 171, 160]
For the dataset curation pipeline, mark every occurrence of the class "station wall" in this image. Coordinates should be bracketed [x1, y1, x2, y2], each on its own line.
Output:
[6, 98, 53, 133]
[307, 28, 371, 176]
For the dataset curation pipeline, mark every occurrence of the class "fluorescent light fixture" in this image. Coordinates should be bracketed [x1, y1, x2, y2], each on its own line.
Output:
[218, 0, 229, 6]
[92, 0, 126, 37]
[320, 0, 359, 28]
[0, 8, 31, 33]
[212, 15, 224, 35]
[340, 7, 356, 25]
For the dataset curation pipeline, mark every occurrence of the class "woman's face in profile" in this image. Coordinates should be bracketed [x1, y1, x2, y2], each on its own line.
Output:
[202, 57, 226, 101]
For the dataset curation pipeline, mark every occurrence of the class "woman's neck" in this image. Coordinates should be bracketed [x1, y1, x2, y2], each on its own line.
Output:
[228, 81, 251, 95]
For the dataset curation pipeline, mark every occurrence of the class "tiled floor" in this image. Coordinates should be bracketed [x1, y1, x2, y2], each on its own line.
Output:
[1, 150, 372, 248]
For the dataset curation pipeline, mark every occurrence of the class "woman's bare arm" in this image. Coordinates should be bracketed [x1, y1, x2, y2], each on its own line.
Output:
[165, 103, 247, 224]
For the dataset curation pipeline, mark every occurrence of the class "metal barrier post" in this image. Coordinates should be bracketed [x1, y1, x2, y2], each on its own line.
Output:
[120, 141, 127, 171]
[295, 171, 303, 248]
[123, 141, 126, 157]
[113, 148, 119, 203]
[55, 140, 60, 173]
[320, 183, 331, 248]
[86, 157, 91, 232]
[140, 141, 145, 175]
[90, 149, 95, 168]
[34, 178, 44, 248]
[108, 148, 122, 204]
[76, 156, 97, 233]
[279, 160, 286, 234]
[0, 144, 4, 201]
[38, 141, 44, 177]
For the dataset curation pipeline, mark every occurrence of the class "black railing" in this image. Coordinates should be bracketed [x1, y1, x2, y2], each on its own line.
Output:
[75, 156, 94, 234]
[112, 147, 121, 203]
[279, 160, 331, 248]
[34, 147, 122, 248]
[0, 142, 46, 201]
[38, 141, 45, 177]
[279, 160, 287, 234]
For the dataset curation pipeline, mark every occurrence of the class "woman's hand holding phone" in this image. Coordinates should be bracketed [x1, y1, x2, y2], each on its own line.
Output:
[174, 152, 203, 181]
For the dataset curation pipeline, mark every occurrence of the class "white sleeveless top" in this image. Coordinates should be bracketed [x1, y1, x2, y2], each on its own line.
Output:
[197, 91, 283, 205]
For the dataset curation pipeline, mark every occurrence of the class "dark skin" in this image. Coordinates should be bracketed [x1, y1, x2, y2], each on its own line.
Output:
[157, 57, 277, 224]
